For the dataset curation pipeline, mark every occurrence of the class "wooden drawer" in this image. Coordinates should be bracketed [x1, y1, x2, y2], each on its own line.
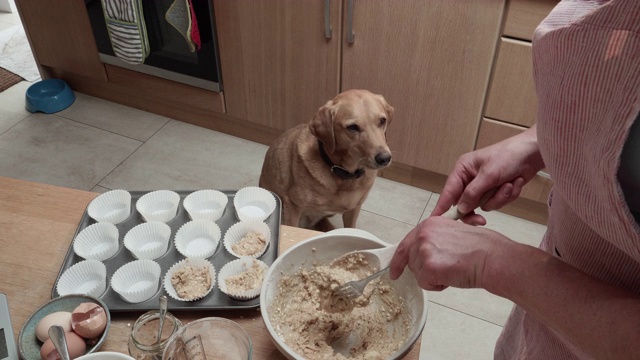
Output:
[503, 0, 559, 41]
[476, 118, 552, 204]
[484, 38, 536, 128]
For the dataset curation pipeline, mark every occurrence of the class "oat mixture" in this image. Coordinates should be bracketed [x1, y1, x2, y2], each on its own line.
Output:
[225, 259, 266, 293]
[232, 231, 267, 256]
[170, 266, 212, 299]
[269, 254, 410, 360]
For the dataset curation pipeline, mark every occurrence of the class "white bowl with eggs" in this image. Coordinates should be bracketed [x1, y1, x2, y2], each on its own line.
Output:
[260, 228, 428, 360]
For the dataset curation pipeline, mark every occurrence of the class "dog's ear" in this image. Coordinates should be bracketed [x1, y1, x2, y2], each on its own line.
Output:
[309, 100, 337, 153]
[379, 95, 394, 127]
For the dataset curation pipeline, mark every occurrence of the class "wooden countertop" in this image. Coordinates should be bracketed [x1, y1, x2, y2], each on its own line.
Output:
[0, 176, 421, 359]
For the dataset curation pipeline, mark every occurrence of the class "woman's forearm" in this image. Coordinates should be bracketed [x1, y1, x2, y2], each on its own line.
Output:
[485, 242, 640, 359]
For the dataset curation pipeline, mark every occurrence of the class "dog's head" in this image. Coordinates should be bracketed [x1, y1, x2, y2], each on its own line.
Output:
[309, 89, 394, 171]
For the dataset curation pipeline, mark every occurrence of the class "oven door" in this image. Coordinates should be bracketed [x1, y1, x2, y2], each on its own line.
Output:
[86, 0, 222, 92]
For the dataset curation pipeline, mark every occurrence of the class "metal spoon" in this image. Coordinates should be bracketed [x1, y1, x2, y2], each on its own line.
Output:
[155, 295, 168, 345]
[48, 325, 71, 360]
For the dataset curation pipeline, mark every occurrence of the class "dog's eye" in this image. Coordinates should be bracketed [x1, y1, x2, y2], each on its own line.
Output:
[346, 124, 360, 132]
[380, 117, 387, 126]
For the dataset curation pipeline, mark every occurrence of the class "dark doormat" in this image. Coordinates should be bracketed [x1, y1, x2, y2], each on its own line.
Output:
[0, 67, 23, 92]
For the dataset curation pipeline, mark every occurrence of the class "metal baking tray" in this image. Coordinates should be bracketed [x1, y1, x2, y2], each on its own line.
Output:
[51, 190, 281, 312]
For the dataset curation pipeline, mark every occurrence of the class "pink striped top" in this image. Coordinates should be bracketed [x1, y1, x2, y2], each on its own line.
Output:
[494, 0, 640, 359]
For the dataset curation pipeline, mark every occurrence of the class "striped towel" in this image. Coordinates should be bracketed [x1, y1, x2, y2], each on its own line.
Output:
[101, 0, 149, 64]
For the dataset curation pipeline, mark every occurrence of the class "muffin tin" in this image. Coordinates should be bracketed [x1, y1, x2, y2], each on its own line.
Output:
[51, 190, 281, 312]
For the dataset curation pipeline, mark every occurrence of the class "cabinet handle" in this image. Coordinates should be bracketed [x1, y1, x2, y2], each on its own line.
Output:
[324, 0, 332, 39]
[347, 0, 355, 44]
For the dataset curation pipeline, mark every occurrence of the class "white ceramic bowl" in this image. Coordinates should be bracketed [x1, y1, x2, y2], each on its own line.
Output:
[260, 228, 428, 360]
[76, 352, 135, 360]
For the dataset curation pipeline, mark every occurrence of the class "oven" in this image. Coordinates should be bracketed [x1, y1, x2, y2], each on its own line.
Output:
[85, 0, 222, 92]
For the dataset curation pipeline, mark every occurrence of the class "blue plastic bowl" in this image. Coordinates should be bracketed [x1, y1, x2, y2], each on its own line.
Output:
[25, 79, 76, 114]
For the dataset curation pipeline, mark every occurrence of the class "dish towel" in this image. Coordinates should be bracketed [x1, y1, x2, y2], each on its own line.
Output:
[166, 0, 196, 52]
[101, 0, 150, 64]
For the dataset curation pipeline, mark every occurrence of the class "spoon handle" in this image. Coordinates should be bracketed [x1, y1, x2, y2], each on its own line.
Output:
[156, 295, 168, 344]
[48, 325, 71, 360]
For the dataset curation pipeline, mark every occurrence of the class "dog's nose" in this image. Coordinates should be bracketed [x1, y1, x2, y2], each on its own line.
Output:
[375, 152, 392, 166]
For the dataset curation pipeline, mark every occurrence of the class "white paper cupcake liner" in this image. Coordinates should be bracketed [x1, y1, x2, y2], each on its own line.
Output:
[87, 189, 132, 224]
[124, 222, 171, 260]
[218, 258, 268, 300]
[163, 258, 216, 302]
[57, 259, 107, 298]
[111, 259, 161, 303]
[183, 190, 228, 222]
[223, 221, 271, 259]
[136, 190, 180, 223]
[174, 220, 221, 259]
[233, 187, 276, 222]
[73, 222, 120, 261]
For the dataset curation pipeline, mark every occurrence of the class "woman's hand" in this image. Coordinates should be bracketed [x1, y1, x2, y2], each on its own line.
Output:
[434, 125, 545, 225]
[389, 216, 515, 288]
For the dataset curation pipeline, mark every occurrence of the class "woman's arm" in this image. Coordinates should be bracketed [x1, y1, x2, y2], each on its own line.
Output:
[486, 240, 640, 359]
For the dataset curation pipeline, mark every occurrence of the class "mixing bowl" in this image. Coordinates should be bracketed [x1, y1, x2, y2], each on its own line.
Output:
[260, 228, 428, 359]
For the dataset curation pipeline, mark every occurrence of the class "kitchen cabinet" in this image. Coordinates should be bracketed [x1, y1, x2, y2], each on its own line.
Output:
[477, 0, 558, 222]
[15, 0, 106, 81]
[213, 0, 341, 132]
[215, 0, 505, 176]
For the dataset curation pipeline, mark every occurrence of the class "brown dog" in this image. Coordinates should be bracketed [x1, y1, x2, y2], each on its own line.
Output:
[259, 89, 394, 230]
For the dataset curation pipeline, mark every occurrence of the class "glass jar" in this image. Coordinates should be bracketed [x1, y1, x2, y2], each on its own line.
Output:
[128, 310, 183, 360]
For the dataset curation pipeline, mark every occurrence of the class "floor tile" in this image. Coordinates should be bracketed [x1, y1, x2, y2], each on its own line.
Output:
[420, 302, 503, 360]
[57, 93, 171, 142]
[427, 288, 515, 327]
[99, 120, 269, 191]
[0, 113, 141, 190]
[362, 177, 432, 225]
[0, 81, 30, 134]
[351, 210, 416, 244]
[90, 185, 111, 194]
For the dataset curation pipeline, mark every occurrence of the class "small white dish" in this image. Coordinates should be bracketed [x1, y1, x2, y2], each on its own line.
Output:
[136, 190, 180, 223]
[174, 220, 221, 259]
[56, 259, 107, 298]
[124, 222, 171, 260]
[233, 187, 276, 222]
[73, 222, 120, 261]
[163, 258, 216, 302]
[183, 190, 228, 222]
[87, 190, 131, 224]
[223, 221, 271, 259]
[110, 260, 161, 303]
[218, 258, 268, 300]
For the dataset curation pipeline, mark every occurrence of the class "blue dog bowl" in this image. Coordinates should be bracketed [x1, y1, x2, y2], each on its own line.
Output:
[25, 79, 76, 114]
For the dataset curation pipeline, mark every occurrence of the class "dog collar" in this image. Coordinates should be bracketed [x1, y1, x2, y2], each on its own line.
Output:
[317, 141, 365, 179]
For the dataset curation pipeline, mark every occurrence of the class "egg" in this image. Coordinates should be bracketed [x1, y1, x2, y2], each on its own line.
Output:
[71, 302, 107, 339]
[39, 331, 86, 360]
[35, 312, 73, 342]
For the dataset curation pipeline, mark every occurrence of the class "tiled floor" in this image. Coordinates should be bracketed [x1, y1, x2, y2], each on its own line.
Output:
[0, 5, 548, 359]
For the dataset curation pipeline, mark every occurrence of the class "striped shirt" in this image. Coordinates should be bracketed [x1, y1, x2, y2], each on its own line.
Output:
[495, 0, 640, 358]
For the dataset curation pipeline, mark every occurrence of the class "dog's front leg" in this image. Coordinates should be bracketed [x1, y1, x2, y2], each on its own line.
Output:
[342, 206, 361, 228]
[282, 203, 303, 228]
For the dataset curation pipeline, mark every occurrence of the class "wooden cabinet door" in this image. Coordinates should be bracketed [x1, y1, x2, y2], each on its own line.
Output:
[15, 0, 106, 81]
[340, 0, 504, 175]
[214, 0, 341, 131]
